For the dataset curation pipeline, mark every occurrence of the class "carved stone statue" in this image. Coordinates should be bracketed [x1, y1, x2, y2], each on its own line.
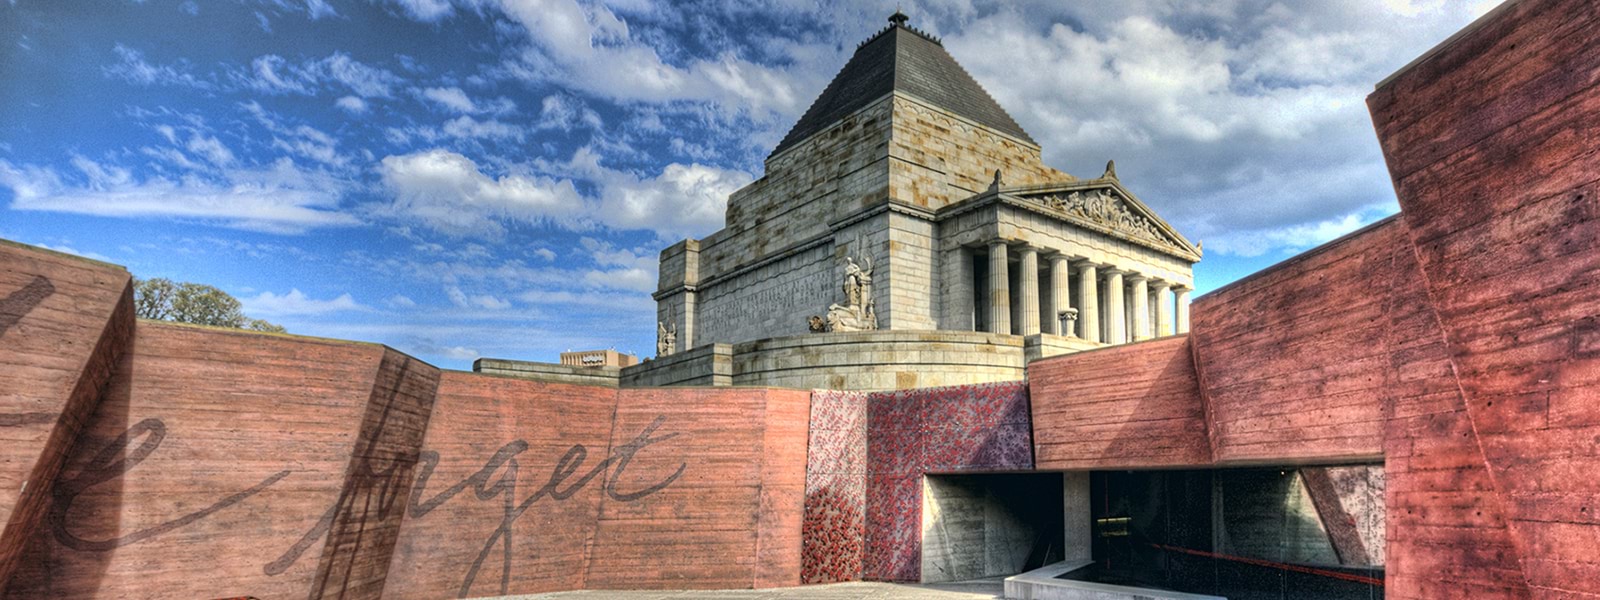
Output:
[817, 253, 878, 333]
[657, 321, 677, 356]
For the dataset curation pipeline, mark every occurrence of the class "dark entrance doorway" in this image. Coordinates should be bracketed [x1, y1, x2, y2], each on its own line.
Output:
[1068, 466, 1385, 600]
[921, 472, 1066, 583]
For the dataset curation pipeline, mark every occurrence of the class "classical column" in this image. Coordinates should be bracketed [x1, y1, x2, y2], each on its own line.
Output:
[988, 241, 1011, 335]
[1076, 262, 1099, 342]
[1048, 254, 1071, 335]
[1129, 275, 1150, 341]
[1175, 286, 1192, 334]
[1104, 269, 1126, 344]
[1155, 282, 1174, 337]
[1017, 246, 1041, 335]
[952, 247, 975, 331]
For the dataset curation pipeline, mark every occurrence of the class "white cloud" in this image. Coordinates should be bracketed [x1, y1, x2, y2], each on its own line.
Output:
[446, 286, 512, 310]
[532, 247, 556, 261]
[336, 95, 368, 114]
[388, 0, 454, 21]
[238, 52, 403, 98]
[376, 146, 751, 240]
[0, 157, 359, 234]
[103, 44, 213, 89]
[386, 294, 418, 307]
[936, 1, 1485, 256]
[479, 0, 815, 116]
[242, 289, 365, 316]
[440, 115, 524, 140]
[376, 148, 588, 239]
[420, 86, 477, 113]
[590, 159, 750, 238]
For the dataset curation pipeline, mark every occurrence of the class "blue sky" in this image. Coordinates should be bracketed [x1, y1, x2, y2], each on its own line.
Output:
[0, 0, 1495, 369]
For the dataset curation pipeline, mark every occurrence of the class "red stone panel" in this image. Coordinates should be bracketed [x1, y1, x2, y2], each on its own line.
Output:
[857, 381, 1032, 582]
[382, 372, 616, 599]
[6, 323, 399, 600]
[1029, 338, 1209, 469]
[1188, 222, 1392, 465]
[0, 242, 132, 592]
[1373, 0, 1600, 595]
[585, 387, 809, 590]
[801, 391, 868, 584]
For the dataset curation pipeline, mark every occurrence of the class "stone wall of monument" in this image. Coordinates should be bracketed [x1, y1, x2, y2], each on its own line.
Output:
[703, 97, 895, 278]
[730, 330, 1026, 391]
[887, 95, 1071, 210]
[691, 240, 838, 346]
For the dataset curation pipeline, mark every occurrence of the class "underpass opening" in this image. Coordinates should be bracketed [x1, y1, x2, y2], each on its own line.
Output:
[1070, 465, 1386, 600]
[920, 472, 1066, 584]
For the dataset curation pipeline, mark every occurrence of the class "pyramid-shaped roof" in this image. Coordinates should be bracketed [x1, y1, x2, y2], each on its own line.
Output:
[770, 13, 1036, 157]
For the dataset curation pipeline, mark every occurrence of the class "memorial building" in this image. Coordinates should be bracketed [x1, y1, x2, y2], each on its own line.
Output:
[616, 12, 1201, 390]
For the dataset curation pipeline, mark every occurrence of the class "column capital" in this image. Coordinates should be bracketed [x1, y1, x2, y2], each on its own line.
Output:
[1125, 272, 1150, 283]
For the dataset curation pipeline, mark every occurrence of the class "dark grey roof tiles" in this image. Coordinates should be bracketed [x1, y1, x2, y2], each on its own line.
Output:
[770, 19, 1036, 158]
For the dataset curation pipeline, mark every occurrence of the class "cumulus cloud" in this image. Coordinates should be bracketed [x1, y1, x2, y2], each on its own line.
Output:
[335, 95, 368, 113]
[420, 86, 478, 113]
[376, 148, 588, 239]
[937, 1, 1487, 256]
[376, 146, 751, 240]
[242, 288, 365, 315]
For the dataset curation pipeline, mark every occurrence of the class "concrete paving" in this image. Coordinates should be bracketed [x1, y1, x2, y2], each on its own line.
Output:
[493, 578, 1005, 599]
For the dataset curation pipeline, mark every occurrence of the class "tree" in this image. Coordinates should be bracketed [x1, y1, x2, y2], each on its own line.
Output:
[133, 277, 285, 333]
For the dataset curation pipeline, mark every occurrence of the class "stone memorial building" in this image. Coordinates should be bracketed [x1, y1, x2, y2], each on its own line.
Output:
[627, 12, 1201, 390]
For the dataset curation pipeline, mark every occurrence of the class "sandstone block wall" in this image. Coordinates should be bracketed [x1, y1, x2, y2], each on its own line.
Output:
[887, 95, 1069, 209]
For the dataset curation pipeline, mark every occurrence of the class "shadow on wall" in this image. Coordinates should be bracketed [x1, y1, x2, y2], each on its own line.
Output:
[25, 327, 135, 596]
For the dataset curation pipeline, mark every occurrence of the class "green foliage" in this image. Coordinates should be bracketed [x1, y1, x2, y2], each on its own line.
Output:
[133, 277, 285, 333]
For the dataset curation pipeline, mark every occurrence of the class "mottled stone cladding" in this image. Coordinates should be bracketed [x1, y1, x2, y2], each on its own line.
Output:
[887, 94, 1070, 210]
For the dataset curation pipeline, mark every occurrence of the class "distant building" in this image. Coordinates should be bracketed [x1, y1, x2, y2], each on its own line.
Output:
[559, 349, 638, 368]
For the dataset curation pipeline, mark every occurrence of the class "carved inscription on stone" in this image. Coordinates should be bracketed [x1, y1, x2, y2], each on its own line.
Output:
[697, 274, 832, 341]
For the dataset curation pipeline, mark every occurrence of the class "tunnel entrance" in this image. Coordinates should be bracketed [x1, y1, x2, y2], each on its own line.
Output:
[920, 472, 1066, 583]
[1066, 465, 1385, 600]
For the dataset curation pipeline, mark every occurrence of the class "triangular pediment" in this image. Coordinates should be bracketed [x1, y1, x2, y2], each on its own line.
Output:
[1003, 179, 1202, 262]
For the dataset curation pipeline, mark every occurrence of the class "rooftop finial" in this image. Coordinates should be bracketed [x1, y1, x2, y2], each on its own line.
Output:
[888, 9, 909, 27]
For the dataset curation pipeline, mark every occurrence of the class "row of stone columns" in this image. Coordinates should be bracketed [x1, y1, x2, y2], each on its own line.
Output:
[980, 242, 1190, 342]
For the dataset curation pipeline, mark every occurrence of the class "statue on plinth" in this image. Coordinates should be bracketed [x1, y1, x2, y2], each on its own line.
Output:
[811, 254, 878, 333]
[657, 321, 677, 356]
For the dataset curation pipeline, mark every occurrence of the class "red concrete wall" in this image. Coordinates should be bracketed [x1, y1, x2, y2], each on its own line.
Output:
[0, 242, 132, 593]
[6, 322, 416, 600]
[1371, 0, 1600, 594]
[1029, 217, 1537, 596]
[381, 381, 811, 599]
[1188, 221, 1392, 464]
[1029, 337, 1209, 470]
[383, 372, 617, 598]
[586, 388, 809, 590]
